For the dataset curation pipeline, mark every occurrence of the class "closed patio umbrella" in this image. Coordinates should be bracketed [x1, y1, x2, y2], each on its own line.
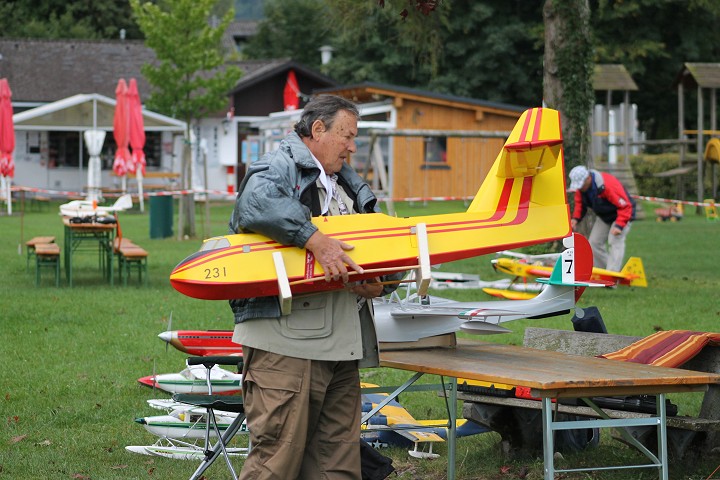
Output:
[283, 70, 300, 111]
[0, 78, 15, 215]
[112, 79, 131, 193]
[128, 78, 146, 212]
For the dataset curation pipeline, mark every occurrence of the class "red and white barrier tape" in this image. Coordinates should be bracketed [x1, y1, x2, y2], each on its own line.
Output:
[631, 195, 715, 207]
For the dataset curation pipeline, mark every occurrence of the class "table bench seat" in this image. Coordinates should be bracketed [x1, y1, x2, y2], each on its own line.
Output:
[118, 245, 148, 286]
[35, 242, 60, 287]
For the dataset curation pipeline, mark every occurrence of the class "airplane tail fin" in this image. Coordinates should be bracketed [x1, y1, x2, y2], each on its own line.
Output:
[466, 108, 567, 218]
[113, 193, 133, 211]
[621, 257, 647, 287]
[539, 233, 593, 303]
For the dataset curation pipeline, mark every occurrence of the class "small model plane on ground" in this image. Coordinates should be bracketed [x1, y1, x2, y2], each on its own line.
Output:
[360, 383, 488, 458]
[137, 363, 242, 395]
[134, 404, 243, 440]
[170, 107, 571, 314]
[491, 254, 647, 289]
[158, 330, 243, 357]
[59, 193, 133, 218]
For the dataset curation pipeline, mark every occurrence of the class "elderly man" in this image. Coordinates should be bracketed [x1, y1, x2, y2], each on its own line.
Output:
[568, 165, 636, 272]
[228, 95, 402, 479]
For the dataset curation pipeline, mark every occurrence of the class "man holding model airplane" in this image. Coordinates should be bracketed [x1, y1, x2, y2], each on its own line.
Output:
[228, 95, 402, 480]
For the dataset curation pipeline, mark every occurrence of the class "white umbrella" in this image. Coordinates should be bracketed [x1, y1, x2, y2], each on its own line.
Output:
[84, 129, 106, 203]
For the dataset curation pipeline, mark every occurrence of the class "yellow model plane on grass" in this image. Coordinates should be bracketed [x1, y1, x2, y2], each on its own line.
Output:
[170, 107, 572, 310]
[489, 254, 647, 300]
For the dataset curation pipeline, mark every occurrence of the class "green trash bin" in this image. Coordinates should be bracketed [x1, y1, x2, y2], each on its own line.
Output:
[149, 195, 174, 238]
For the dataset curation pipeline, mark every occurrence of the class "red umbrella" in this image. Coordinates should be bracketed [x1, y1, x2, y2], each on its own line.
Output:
[127, 78, 146, 211]
[128, 78, 146, 176]
[112, 79, 131, 180]
[0, 78, 15, 215]
[0, 78, 15, 179]
[283, 70, 300, 111]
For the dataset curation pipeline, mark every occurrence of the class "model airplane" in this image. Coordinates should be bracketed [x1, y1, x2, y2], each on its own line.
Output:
[492, 255, 647, 288]
[157, 233, 592, 352]
[157, 330, 243, 357]
[134, 404, 244, 440]
[137, 363, 242, 395]
[375, 233, 594, 339]
[170, 107, 571, 312]
[126, 437, 248, 460]
[59, 193, 133, 218]
[360, 383, 488, 458]
[429, 271, 543, 293]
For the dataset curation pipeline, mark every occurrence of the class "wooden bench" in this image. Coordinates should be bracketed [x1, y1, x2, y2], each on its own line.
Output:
[118, 244, 148, 286]
[30, 195, 51, 212]
[35, 243, 61, 287]
[460, 327, 720, 459]
[26, 236, 56, 271]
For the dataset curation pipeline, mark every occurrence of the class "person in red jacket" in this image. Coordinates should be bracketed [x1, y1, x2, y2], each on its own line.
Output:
[568, 165, 636, 271]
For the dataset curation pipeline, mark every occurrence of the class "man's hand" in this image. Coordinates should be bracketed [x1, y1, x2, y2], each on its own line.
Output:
[349, 277, 384, 299]
[305, 230, 363, 283]
[570, 218, 578, 231]
[610, 226, 622, 236]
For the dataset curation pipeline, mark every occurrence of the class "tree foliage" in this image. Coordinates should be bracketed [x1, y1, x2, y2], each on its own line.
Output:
[0, 0, 142, 39]
[243, 0, 330, 67]
[130, 0, 241, 238]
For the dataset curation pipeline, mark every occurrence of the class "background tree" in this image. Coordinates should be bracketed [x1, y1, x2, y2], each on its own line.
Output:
[243, 0, 329, 67]
[0, 0, 142, 39]
[543, 0, 594, 170]
[131, 0, 241, 239]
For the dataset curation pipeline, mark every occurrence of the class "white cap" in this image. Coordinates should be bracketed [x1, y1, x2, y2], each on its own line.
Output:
[568, 165, 589, 191]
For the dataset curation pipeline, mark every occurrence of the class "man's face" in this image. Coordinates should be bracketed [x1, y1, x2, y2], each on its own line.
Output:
[308, 110, 358, 174]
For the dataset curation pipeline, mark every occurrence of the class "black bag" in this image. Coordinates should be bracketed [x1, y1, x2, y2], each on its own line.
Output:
[571, 306, 607, 334]
[360, 439, 395, 480]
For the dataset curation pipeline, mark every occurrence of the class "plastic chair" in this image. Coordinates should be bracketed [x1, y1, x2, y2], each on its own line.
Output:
[173, 356, 247, 480]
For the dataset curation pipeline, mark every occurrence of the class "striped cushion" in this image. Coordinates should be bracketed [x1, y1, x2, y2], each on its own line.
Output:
[599, 330, 720, 367]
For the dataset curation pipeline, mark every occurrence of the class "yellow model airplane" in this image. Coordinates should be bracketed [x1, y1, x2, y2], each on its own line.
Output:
[491, 255, 647, 289]
[170, 107, 571, 307]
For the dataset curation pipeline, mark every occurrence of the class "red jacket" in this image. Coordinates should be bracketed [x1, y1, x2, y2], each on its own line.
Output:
[572, 170, 635, 230]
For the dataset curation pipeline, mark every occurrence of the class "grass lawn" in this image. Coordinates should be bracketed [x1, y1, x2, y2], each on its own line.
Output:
[1, 197, 719, 479]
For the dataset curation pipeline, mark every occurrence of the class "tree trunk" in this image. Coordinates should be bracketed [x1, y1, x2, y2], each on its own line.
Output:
[543, 0, 593, 170]
[178, 140, 196, 239]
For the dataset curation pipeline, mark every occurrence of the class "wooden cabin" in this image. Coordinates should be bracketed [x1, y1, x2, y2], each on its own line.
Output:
[318, 82, 526, 200]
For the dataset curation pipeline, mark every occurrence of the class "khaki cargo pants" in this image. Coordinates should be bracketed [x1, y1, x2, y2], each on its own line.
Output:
[239, 346, 361, 480]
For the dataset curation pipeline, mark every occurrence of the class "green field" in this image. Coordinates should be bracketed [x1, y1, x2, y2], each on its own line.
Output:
[1, 198, 718, 479]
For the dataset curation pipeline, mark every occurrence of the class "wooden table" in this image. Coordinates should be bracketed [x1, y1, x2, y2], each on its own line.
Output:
[376, 340, 720, 480]
[62, 217, 116, 287]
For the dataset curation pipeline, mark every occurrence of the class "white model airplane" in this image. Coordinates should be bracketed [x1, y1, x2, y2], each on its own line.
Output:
[59, 193, 133, 218]
[137, 363, 242, 395]
[374, 233, 594, 341]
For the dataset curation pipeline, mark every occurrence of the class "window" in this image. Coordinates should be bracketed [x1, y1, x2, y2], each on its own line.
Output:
[421, 136, 449, 170]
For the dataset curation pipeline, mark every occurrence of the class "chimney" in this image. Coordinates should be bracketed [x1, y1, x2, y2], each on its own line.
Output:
[319, 45, 334, 65]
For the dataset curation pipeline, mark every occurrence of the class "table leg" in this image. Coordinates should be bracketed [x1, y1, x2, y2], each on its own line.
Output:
[658, 394, 668, 480]
[448, 377, 457, 480]
[542, 398, 554, 480]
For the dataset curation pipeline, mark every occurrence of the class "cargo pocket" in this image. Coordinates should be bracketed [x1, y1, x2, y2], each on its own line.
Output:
[244, 368, 302, 442]
[279, 295, 332, 339]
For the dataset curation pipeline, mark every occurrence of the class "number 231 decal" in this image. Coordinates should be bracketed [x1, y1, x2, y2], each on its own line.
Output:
[204, 267, 227, 279]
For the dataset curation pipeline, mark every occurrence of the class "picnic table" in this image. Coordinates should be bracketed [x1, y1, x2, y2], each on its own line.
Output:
[376, 339, 720, 480]
[62, 217, 116, 286]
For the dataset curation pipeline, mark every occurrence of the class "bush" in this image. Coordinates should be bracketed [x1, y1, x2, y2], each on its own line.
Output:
[629, 153, 714, 201]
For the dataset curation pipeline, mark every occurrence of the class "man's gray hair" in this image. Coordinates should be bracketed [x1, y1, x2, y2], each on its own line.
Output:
[294, 95, 360, 138]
